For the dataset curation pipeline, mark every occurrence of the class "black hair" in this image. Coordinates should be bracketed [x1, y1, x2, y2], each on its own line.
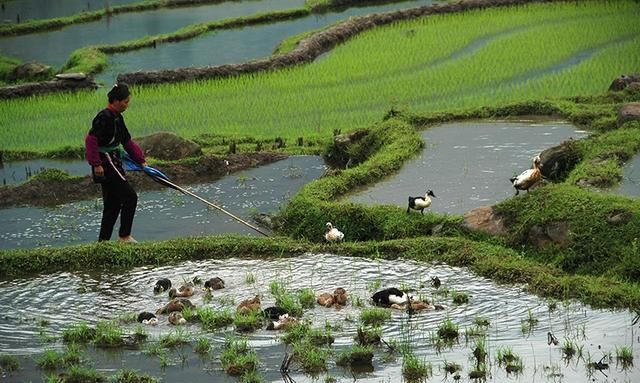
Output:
[107, 83, 130, 103]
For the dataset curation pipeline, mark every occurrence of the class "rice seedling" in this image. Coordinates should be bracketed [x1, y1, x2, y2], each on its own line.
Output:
[5, 1, 639, 154]
[282, 321, 311, 345]
[356, 326, 382, 346]
[336, 345, 374, 368]
[471, 338, 487, 367]
[245, 272, 256, 284]
[65, 365, 104, 382]
[93, 321, 124, 348]
[367, 279, 382, 292]
[117, 312, 138, 324]
[143, 343, 165, 357]
[217, 295, 235, 306]
[269, 280, 303, 317]
[468, 363, 487, 380]
[37, 345, 82, 370]
[220, 336, 259, 376]
[0, 354, 19, 373]
[307, 327, 335, 347]
[520, 309, 538, 335]
[352, 295, 365, 307]
[402, 352, 432, 382]
[297, 288, 316, 309]
[473, 317, 490, 327]
[234, 309, 264, 333]
[562, 339, 577, 360]
[292, 340, 330, 374]
[464, 325, 486, 342]
[437, 318, 459, 342]
[197, 307, 233, 330]
[112, 369, 158, 383]
[180, 304, 196, 322]
[62, 322, 96, 343]
[241, 370, 264, 383]
[451, 290, 469, 304]
[159, 328, 190, 348]
[194, 336, 211, 354]
[443, 360, 462, 375]
[37, 350, 60, 370]
[615, 345, 633, 368]
[37, 318, 50, 327]
[323, 376, 337, 383]
[496, 346, 524, 374]
[360, 307, 391, 326]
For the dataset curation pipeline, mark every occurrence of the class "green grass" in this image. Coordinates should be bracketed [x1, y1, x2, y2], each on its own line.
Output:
[335, 345, 374, 367]
[197, 307, 234, 330]
[0, 354, 19, 373]
[2, 1, 639, 153]
[360, 307, 392, 326]
[220, 336, 259, 376]
[112, 369, 158, 383]
[402, 353, 432, 381]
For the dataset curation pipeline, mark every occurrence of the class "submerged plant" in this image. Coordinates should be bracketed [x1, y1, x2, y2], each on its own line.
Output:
[0, 354, 19, 373]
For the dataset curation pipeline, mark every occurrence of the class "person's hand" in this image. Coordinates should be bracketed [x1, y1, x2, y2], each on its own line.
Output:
[141, 162, 147, 168]
[94, 165, 104, 177]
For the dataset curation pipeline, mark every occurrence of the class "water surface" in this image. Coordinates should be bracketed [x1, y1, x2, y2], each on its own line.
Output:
[0, 0, 306, 68]
[613, 154, 640, 197]
[0, 158, 89, 186]
[0, 254, 637, 382]
[1, 0, 137, 21]
[0, 156, 325, 249]
[350, 119, 589, 215]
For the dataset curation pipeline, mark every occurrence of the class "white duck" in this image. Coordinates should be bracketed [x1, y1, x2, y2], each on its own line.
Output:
[510, 155, 542, 195]
[324, 222, 344, 242]
[407, 190, 436, 214]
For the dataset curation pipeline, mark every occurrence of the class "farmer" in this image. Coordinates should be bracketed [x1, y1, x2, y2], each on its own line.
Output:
[85, 83, 146, 243]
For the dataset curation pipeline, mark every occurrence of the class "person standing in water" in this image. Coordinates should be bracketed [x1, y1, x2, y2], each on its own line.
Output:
[85, 83, 146, 243]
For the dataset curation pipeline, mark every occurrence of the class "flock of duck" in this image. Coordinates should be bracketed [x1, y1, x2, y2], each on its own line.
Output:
[325, 154, 543, 241]
[136, 276, 446, 329]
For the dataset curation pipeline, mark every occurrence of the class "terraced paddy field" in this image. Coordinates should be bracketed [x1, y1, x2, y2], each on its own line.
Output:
[2, 0, 639, 154]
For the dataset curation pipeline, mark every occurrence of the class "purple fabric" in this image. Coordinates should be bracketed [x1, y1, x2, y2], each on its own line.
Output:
[123, 139, 145, 165]
[85, 134, 101, 166]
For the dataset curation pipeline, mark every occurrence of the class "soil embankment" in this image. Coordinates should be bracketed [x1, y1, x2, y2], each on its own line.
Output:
[0, 152, 287, 208]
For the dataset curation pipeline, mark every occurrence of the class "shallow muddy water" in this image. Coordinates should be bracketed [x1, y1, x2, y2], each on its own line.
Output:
[0, 156, 325, 250]
[0, 158, 89, 186]
[0, 254, 637, 382]
[1, 0, 137, 21]
[350, 119, 589, 215]
[0, 0, 306, 67]
[614, 154, 640, 198]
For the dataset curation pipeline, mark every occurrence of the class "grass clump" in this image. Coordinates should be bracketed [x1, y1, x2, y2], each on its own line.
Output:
[62, 322, 96, 343]
[37, 346, 83, 370]
[270, 280, 303, 317]
[197, 307, 233, 330]
[496, 346, 523, 374]
[159, 329, 190, 349]
[292, 340, 330, 374]
[615, 346, 633, 367]
[451, 290, 469, 304]
[402, 353, 432, 382]
[93, 321, 124, 348]
[234, 309, 264, 333]
[297, 288, 316, 309]
[220, 337, 259, 376]
[65, 365, 105, 382]
[437, 318, 459, 341]
[356, 326, 382, 346]
[443, 360, 462, 375]
[112, 369, 158, 383]
[360, 307, 391, 326]
[0, 354, 19, 373]
[336, 345, 374, 368]
[194, 337, 211, 355]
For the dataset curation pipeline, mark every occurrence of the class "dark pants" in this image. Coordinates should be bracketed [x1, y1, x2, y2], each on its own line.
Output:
[98, 179, 138, 241]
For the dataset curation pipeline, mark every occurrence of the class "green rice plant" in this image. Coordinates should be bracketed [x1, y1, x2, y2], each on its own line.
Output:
[143, 343, 165, 357]
[117, 312, 138, 324]
[269, 280, 303, 317]
[217, 295, 235, 306]
[93, 321, 124, 348]
[352, 295, 365, 308]
[562, 339, 577, 360]
[367, 280, 382, 292]
[220, 336, 259, 376]
[112, 369, 158, 383]
[472, 338, 487, 366]
[241, 370, 264, 383]
[473, 317, 490, 327]
[451, 290, 469, 305]
[520, 309, 539, 334]
[37, 350, 61, 370]
[469, 363, 487, 380]
[245, 272, 256, 284]
[194, 336, 211, 354]
[402, 352, 432, 381]
[292, 340, 330, 374]
[181, 305, 196, 322]
[297, 288, 316, 309]
[336, 345, 374, 368]
[355, 326, 382, 346]
[496, 346, 523, 373]
[0, 354, 19, 373]
[37, 345, 82, 370]
[132, 324, 148, 341]
[360, 307, 391, 326]
[197, 307, 233, 330]
[159, 328, 190, 348]
[307, 327, 335, 347]
[437, 318, 459, 342]
[234, 309, 264, 333]
[282, 321, 311, 345]
[443, 360, 462, 375]
[62, 322, 95, 343]
[464, 325, 486, 342]
[615, 345, 633, 368]
[5, 1, 640, 154]
[66, 365, 104, 382]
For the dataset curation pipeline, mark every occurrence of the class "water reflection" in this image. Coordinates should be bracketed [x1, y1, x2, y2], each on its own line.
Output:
[0, 254, 637, 382]
[0, 156, 325, 249]
[350, 119, 589, 215]
[614, 154, 640, 197]
[0, 0, 136, 21]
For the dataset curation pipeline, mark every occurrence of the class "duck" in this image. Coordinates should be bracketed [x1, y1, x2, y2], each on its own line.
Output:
[431, 276, 441, 289]
[168, 311, 187, 325]
[137, 312, 158, 326]
[390, 300, 434, 311]
[325, 222, 344, 242]
[237, 295, 261, 315]
[153, 278, 172, 294]
[263, 306, 288, 320]
[407, 190, 436, 214]
[317, 293, 335, 307]
[266, 313, 297, 330]
[168, 283, 195, 298]
[333, 288, 348, 306]
[372, 287, 409, 307]
[510, 155, 542, 195]
[156, 298, 195, 315]
[204, 277, 225, 290]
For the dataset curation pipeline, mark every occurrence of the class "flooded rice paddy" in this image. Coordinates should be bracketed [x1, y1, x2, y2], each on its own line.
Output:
[350, 119, 589, 215]
[0, 0, 138, 21]
[0, 0, 307, 68]
[0, 156, 325, 250]
[0, 253, 638, 382]
[0, 158, 89, 186]
[614, 154, 640, 198]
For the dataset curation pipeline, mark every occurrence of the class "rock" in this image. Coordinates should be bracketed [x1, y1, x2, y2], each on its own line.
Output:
[253, 213, 275, 230]
[527, 222, 570, 248]
[461, 206, 508, 236]
[55, 72, 87, 81]
[9, 62, 52, 82]
[617, 102, 640, 127]
[606, 209, 633, 225]
[135, 131, 202, 160]
[609, 74, 640, 91]
[323, 129, 373, 169]
[538, 139, 580, 181]
[628, 82, 640, 92]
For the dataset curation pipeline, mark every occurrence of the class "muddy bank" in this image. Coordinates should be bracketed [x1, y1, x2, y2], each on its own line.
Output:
[0, 74, 97, 99]
[118, 0, 544, 85]
[0, 152, 287, 208]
